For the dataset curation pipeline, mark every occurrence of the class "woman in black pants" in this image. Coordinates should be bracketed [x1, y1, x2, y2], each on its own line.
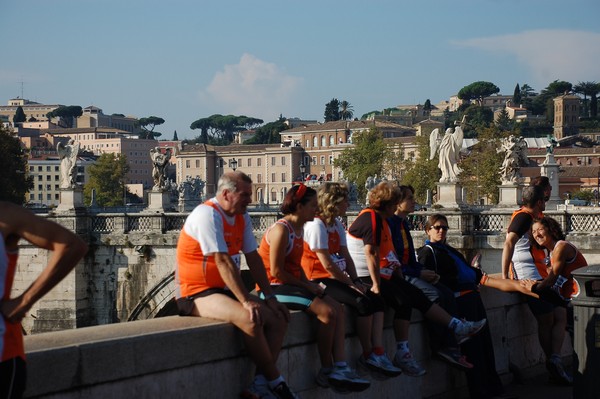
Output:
[417, 214, 511, 399]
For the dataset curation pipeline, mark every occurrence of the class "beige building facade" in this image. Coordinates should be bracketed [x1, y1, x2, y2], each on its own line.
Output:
[49, 128, 158, 188]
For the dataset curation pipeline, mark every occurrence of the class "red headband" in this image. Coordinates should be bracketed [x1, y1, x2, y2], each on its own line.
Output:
[294, 184, 307, 201]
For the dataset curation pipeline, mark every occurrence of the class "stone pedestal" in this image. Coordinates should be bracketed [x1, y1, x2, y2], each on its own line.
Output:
[146, 190, 171, 212]
[541, 154, 562, 208]
[178, 199, 200, 213]
[435, 183, 464, 208]
[498, 184, 522, 207]
[56, 188, 84, 212]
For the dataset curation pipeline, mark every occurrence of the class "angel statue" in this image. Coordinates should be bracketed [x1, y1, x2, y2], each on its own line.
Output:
[499, 135, 528, 184]
[150, 147, 171, 191]
[57, 139, 80, 189]
[429, 116, 465, 183]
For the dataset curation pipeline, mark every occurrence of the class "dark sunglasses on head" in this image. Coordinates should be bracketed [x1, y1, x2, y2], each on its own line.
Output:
[431, 225, 449, 231]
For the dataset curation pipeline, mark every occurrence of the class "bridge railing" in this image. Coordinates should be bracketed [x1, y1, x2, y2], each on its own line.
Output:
[78, 208, 600, 236]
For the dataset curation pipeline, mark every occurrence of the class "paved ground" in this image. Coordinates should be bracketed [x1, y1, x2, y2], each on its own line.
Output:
[503, 373, 573, 399]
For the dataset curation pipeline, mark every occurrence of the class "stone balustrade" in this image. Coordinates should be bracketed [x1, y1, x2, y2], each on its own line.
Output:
[23, 287, 566, 398]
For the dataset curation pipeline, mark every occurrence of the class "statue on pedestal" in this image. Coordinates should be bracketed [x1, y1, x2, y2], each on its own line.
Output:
[499, 135, 528, 184]
[57, 139, 80, 189]
[150, 147, 171, 191]
[429, 117, 465, 183]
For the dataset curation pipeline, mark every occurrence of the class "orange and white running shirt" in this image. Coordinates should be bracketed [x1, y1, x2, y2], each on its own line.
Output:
[175, 199, 257, 298]
[550, 240, 588, 300]
[1, 234, 25, 362]
[301, 217, 347, 280]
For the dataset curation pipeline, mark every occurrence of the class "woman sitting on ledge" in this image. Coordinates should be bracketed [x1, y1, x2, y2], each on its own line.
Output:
[257, 184, 370, 393]
[417, 213, 512, 399]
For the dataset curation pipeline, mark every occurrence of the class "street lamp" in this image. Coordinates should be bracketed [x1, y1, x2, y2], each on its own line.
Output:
[229, 158, 238, 171]
[299, 161, 306, 181]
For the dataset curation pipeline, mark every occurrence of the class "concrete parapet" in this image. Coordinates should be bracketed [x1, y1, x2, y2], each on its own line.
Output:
[23, 288, 571, 399]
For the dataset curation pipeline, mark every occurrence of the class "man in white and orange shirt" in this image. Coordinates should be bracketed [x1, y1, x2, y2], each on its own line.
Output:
[1, 201, 88, 399]
[175, 171, 297, 399]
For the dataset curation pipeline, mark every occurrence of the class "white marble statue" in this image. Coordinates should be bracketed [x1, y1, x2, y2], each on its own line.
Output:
[57, 139, 80, 189]
[429, 118, 465, 183]
[499, 135, 528, 184]
[150, 147, 171, 191]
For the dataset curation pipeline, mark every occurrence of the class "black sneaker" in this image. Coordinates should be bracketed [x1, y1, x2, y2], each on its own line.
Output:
[436, 347, 474, 369]
[270, 381, 300, 399]
[546, 358, 573, 386]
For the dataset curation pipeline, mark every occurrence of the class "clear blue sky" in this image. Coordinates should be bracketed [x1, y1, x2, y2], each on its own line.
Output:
[2, 0, 599, 140]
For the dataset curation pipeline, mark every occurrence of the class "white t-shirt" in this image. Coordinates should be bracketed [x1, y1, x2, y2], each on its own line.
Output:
[182, 198, 257, 256]
[303, 218, 347, 251]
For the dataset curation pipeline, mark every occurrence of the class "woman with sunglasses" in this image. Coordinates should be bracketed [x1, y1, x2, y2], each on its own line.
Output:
[417, 214, 510, 399]
[300, 182, 401, 379]
[388, 185, 473, 371]
[346, 182, 486, 378]
[257, 184, 370, 393]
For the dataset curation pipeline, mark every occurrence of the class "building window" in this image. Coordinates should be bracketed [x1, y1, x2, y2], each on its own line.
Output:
[281, 156, 285, 166]
[195, 160, 200, 168]
[257, 158, 262, 167]
[329, 136, 334, 146]
[281, 172, 286, 182]
[186, 160, 190, 168]
[271, 157, 276, 166]
[257, 174, 262, 183]
[321, 136, 326, 147]
[306, 139, 310, 148]
[320, 156, 325, 165]
[312, 156, 317, 165]
[313, 137, 317, 147]
[329, 155, 334, 164]
[248, 158, 252, 167]
[271, 190, 277, 202]
[271, 173, 276, 182]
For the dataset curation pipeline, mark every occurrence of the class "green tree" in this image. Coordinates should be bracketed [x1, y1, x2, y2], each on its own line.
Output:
[172, 130, 179, 141]
[457, 81, 500, 106]
[190, 114, 263, 144]
[495, 108, 512, 131]
[532, 80, 573, 120]
[574, 81, 600, 118]
[46, 105, 83, 128]
[324, 98, 341, 122]
[334, 127, 388, 202]
[512, 84, 522, 107]
[13, 106, 26, 125]
[0, 125, 33, 204]
[423, 99, 432, 116]
[401, 135, 439, 204]
[245, 117, 288, 144]
[458, 126, 506, 204]
[571, 188, 595, 203]
[84, 153, 130, 207]
[340, 100, 354, 120]
[519, 83, 537, 110]
[137, 116, 165, 139]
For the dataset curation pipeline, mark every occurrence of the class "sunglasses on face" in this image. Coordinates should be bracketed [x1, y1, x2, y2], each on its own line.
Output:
[430, 225, 449, 231]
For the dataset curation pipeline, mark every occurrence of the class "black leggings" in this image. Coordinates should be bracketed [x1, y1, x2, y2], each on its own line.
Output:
[379, 274, 435, 321]
[0, 356, 26, 399]
[313, 278, 385, 316]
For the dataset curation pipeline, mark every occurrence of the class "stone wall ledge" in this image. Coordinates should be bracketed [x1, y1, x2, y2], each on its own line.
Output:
[24, 287, 566, 398]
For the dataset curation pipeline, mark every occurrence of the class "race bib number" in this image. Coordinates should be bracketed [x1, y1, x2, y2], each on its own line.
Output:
[380, 266, 394, 280]
[231, 254, 241, 270]
[384, 251, 401, 269]
[332, 254, 347, 272]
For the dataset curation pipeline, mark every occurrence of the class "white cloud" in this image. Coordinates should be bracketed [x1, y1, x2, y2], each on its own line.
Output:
[200, 54, 302, 120]
[452, 30, 600, 87]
